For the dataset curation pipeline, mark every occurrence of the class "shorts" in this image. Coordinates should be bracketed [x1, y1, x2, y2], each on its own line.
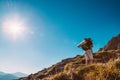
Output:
[84, 49, 93, 60]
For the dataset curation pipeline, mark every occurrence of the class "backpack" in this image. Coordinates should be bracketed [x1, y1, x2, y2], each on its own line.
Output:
[81, 38, 93, 51]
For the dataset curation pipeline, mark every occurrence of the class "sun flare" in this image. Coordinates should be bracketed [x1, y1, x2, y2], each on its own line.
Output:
[2, 14, 27, 40]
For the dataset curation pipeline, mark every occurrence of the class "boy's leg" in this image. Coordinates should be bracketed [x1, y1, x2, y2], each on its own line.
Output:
[90, 59, 93, 64]
[85, 60, 88, 65]
[85, 52, 89, 65]
[88, 50, 94, 64]
[85, 50, 92, 65]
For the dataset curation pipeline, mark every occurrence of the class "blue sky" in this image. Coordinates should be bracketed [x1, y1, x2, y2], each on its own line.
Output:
[0, 0, 120, 74]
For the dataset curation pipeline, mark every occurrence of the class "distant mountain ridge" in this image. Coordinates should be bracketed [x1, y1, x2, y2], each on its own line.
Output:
[13, 72, 27, 78]
[0, 72, 6, 76]
[0, 74, 17, 80]
[0, 71, 27, 80]
[19, 34, 120, 80]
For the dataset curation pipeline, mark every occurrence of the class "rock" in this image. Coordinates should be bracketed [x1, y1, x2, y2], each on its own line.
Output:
[101, 34, 120, 51]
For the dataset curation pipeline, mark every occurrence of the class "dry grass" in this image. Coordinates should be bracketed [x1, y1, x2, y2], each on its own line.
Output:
[19, 50, 120, 80]
[46, 59, 120, 80]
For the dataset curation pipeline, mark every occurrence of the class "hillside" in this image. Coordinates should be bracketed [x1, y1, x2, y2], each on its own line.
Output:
[100, 34, 120, 51]
[19, 34, 120, 80]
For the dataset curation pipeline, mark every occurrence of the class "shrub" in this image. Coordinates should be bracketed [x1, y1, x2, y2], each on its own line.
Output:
[51, 72, 69, 80]
[113, 59, 120, 69]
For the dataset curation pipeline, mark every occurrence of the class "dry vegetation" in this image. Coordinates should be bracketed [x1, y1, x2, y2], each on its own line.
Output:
[43, 50, 120, 80]
[19, 50, 120, 80]
[44, 59, 120, 80]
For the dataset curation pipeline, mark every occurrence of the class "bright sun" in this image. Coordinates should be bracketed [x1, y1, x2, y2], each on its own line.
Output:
[2, 14, 27, 40]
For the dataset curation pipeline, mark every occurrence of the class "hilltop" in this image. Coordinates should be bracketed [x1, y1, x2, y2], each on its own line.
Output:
[19, 34, 120, 80]
[100, 34, 120, 51]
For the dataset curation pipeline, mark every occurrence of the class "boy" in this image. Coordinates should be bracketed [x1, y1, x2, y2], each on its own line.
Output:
[77, 38, 93, 65]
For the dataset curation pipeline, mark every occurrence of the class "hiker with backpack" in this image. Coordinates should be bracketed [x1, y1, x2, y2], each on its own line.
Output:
[77, 38, 94, 65]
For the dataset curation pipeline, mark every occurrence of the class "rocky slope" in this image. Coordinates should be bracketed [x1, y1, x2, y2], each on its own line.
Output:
[19, 34, 120, 80]
[100, 34, 120, 51]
